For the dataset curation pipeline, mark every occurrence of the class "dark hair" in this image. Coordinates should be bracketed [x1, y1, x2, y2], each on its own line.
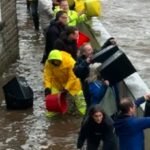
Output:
[88, 104, 105, 119]
[119, 97, 134, 114]
[55, 10, 67, 21]
[65, 26, 78, 36]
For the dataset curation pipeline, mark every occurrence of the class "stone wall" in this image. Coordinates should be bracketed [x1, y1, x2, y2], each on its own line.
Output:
[0, 0, 19, 74]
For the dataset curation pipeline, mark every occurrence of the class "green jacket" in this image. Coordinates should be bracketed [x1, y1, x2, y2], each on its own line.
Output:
[54, 7, 86, 26]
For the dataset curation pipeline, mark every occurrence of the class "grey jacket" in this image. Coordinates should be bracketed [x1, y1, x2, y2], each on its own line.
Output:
[38, 0, 54, 31]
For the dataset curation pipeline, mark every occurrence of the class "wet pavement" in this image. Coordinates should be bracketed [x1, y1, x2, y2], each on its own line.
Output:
[0, 0, 150, 149]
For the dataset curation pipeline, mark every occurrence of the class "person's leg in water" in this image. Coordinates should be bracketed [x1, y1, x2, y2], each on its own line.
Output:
[31, 0, 39, 31]
[26, 0, 31, 12]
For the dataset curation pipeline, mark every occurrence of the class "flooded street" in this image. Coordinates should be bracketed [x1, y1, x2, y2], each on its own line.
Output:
[0, 0, 150, 149]
[101, 0, 150, 87]
[0, 1, 80, 150]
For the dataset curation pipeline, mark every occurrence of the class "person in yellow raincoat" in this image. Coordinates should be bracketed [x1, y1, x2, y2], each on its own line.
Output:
[54, 0, 86, 26]
[43, 49, 86, 115]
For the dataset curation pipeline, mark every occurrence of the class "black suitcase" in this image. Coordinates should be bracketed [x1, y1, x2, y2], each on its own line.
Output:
[3, 76, 34, 109]
[100, 50, 136, 85]
[92, 45, 119, 63]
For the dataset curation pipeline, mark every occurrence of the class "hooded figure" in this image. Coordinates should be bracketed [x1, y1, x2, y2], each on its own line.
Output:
[43, 49, 86, 115]
[44, 50, 81, 95]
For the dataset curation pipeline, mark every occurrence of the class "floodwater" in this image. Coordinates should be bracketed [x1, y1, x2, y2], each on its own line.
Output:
[0, 1, 80, 150]
[0, 0, 150, 149]
[101, 0, 150, 87]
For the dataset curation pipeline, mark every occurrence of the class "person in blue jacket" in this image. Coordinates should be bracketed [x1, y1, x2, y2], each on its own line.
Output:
[86, 63, 109, 106]
[114, 93, 150, 150]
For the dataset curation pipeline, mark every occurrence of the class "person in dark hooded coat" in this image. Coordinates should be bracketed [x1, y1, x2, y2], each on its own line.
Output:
[53, 26, 79, 60]
[41, 10, 68, 64]
[77, 104, 118, 150]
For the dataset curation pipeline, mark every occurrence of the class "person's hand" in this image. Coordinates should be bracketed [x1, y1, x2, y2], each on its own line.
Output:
[44, 88, 51, 96]
[86, 57, 92, 64]
[104, 80, 109, 86]
[144, 93, 150, 101]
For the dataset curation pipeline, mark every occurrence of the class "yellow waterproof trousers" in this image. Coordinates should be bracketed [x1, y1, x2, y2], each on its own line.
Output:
[45, 88, 86, 118]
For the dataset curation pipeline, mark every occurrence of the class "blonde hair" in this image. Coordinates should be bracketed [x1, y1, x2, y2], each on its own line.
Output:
[86, 63, 102, 83]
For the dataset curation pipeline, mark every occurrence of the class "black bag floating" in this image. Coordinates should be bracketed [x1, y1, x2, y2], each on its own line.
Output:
[100, 50, 136, 85]
[92, 45, 119, 63]
[144, 101, 150, 117]
[3, 76, 34, 109]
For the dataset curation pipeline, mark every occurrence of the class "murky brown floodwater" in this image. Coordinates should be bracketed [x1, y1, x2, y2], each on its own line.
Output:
[101, 0, 150, 87]
[0, 1, 81, 150]
[0, 0, 150, 149]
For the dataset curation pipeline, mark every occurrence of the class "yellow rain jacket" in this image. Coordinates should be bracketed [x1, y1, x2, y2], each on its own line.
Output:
[68, 10, 86, 26]
[44, 51, 82, 96]
[74, 0, 85, 13]
[54, 7, 86, 26]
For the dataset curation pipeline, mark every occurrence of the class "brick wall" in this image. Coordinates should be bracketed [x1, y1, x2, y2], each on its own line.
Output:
[0, 0, 19, 74]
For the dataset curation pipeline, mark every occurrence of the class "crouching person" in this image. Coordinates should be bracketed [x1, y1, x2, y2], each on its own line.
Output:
[43, 49, 86, 115]
[77, 104, 118, 150]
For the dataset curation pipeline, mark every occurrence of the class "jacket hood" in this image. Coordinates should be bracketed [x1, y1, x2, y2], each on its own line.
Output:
[48, 50, 62, 61]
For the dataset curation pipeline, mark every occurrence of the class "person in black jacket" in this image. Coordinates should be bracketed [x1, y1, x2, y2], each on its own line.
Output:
[53, 26, 79, 60]
[41, 10, 68, 64]
[77, 104, 118, 150]
[74, 43, 94, 109]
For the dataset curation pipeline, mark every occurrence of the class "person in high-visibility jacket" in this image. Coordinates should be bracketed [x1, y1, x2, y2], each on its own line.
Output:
[43, 50, 86, 115]
[54, 0, 86, 26]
